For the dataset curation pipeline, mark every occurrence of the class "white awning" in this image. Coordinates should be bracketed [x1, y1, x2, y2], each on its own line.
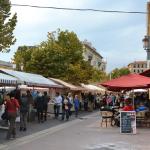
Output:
[0, 69, 63, 88]
[81, 84, 106, 91]
[0, 73, 17, 85]
[49, 78, 84, 91]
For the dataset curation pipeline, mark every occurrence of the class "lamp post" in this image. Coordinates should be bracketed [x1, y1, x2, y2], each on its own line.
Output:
[143, 36, 150, 69]
[142, 1, 150, 69]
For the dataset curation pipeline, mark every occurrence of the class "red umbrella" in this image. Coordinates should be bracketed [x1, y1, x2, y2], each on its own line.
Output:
[99, 74, 150, 91]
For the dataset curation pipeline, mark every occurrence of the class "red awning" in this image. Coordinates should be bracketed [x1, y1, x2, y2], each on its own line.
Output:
[140, 69, 150, 77]
[99, 74, 150, 91]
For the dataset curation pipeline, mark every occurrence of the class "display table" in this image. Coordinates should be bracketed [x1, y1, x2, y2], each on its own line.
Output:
[47, 103, 62, 114]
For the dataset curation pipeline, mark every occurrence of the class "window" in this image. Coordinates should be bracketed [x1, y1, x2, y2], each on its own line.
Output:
[98, 62, 101, 67]
[88, 55, 93, 63]
[141, 64, 143, 68]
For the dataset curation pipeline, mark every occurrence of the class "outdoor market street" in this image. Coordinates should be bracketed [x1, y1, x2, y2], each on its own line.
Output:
[0, 112, 150, 150]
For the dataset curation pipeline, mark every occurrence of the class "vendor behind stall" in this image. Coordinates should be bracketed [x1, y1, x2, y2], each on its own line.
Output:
[136, 102, 148, 112]
[122, 98, 134, 111]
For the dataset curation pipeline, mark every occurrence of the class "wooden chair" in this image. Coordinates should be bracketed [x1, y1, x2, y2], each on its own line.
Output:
[100, 110, 114, 127]
[136, 111, 147, 127]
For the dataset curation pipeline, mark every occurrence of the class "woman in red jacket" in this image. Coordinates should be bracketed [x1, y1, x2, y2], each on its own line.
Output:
[5, 92, 20, 140]
[122, 98, 134, 111]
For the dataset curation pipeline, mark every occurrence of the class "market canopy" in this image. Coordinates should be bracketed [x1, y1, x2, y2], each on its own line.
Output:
[140, 69, 150, 77]
[49, 78, 84, 91]
[81, 84, 106, 92]
[0, 69, 63, 88]
[0, 73, 17, 85]
[99, 74, 150, 91]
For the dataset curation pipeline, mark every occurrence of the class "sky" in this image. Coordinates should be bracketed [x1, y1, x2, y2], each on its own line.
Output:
[0, 0, 148, 72]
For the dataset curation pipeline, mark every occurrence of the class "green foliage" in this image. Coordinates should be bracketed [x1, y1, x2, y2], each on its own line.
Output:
[0, 0, 17, 52]
[13, 46, 34, 71]
[109, 67, 130, 79]
[90, 68, 108, 83]
[13, 29, 106, 85]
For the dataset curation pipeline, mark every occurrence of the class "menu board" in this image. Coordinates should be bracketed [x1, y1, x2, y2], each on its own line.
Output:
[120, 111, 136, 134]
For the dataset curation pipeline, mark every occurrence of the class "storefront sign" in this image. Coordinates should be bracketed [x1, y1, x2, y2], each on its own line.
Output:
[120, 111, 136, 134]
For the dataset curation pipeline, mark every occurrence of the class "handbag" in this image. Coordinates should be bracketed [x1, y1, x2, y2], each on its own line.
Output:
[1, 110, 8, 120]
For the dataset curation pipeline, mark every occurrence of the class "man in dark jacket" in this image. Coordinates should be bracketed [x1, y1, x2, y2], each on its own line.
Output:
[35, 92, 44, 123]
[43, 91, 49, 121]
[20, 93, 29, 131]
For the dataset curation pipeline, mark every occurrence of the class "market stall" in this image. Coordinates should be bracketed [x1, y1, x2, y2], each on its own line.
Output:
[99, 73, 150, 129]
[0, 69, 62, 88]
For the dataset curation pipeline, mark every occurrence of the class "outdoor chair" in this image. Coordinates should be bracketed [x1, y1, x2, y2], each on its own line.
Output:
[100, 110, 114, 127]
[136, 111, 150, 128]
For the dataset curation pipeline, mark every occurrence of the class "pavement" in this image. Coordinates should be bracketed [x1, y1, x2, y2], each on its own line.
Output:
[0, 111, 150, 150]
[0, 111, 93, 143]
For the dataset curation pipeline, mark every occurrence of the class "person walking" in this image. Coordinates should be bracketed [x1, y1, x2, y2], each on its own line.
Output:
[26, 90, 34, 122]
[62, 96, 69, 121]
[88, 92, 94, 112]
[35, 92, 44, 123]
[42, 91, 50, 121]
[67, 93, 73, 116]
[54, 92, 62, 119]
[19, 93, 29, 131]
[5, 93, 20, 140]
[74, 95, 80, 117]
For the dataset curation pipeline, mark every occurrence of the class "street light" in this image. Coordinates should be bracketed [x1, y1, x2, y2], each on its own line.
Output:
[143, 36, 150, 51]
[143, 35, 150, 68]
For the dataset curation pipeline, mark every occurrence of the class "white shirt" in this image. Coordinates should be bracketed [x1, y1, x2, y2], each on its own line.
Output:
[54, 95, 62, 105]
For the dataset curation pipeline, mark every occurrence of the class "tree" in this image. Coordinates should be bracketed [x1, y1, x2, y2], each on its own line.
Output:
[25, 30, 93, 84]
[13, 29, 106, 85]
[0, 0, 17, 52]
[13, 46, 34, 71]
[109, 67, 130, 79]
[90, 68, 108, 83]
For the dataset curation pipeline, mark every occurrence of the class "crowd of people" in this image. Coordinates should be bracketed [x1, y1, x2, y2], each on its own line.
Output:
[0, 90, 51, 140]
[1, 89, 150, 140]
[0, 89, 97, 140]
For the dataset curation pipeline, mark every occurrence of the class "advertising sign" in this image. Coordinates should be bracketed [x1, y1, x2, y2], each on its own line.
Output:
[120, 111, 136, 134]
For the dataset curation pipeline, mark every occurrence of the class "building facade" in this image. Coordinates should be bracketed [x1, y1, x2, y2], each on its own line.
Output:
[82, 40, 106, 72]
[128, 61, 147, 74]
[0, 60, 13, 69]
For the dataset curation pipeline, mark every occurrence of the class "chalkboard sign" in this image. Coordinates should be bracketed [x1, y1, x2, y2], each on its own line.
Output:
[120, 111, 136, 134]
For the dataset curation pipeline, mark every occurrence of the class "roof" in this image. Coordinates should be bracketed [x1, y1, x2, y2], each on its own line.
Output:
[140, 69, 150, 77]
[49, 78, 84, 91]
[0, 60, 13, 68]
[128, 61, 147, 66]
[100, 74, 150, 91]
[83, 42, 103, 59]
[0, 73, 17, 85]
[0, 69, 62, 88]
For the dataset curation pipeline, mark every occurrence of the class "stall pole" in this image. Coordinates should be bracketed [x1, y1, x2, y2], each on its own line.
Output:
[132, 89, 135, 109]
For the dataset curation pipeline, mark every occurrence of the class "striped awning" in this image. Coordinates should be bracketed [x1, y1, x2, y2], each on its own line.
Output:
[0, 73, 17, 85]
[0, 69, 62, 88]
